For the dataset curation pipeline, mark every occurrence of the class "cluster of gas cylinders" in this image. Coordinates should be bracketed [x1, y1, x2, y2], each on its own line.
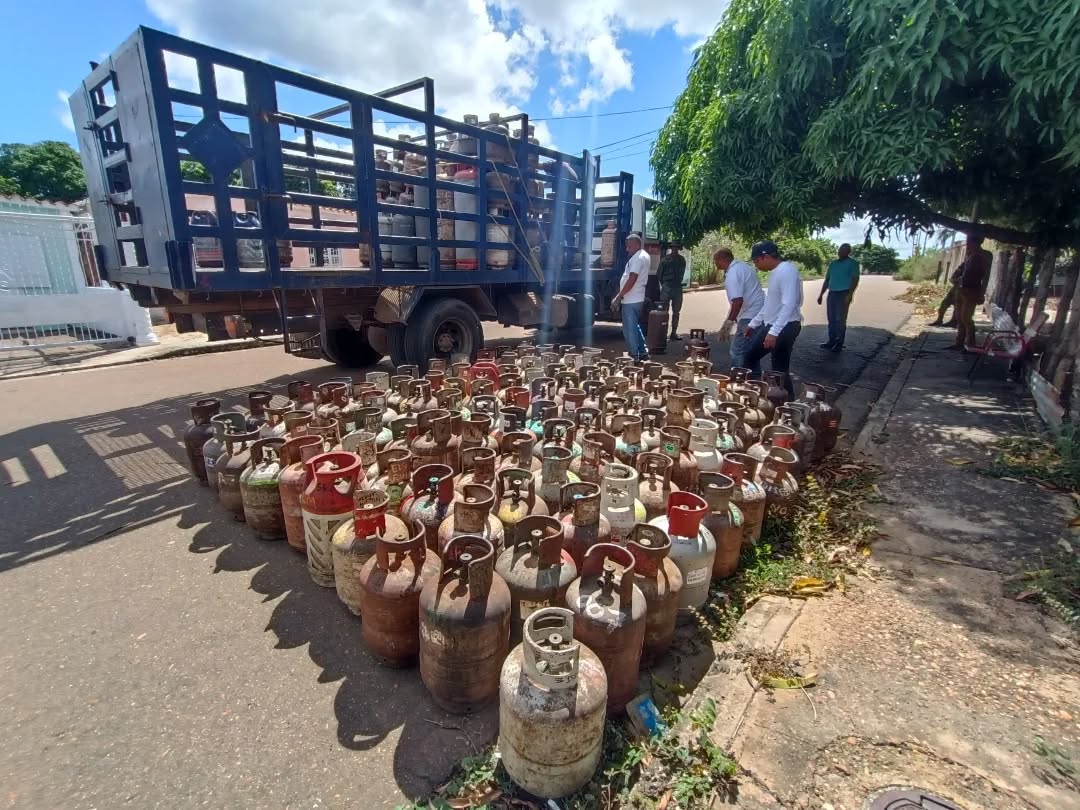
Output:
[181, 339, 841, 799]
[372, 114, 547, 273]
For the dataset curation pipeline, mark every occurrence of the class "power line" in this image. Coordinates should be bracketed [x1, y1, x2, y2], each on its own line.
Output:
[531, 104, 672, 122]
[592, 128, 660, 151]
[600, 148, 652, 162]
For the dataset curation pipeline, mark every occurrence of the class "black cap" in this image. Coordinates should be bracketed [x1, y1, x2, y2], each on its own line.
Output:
[750, 240, 780, 259]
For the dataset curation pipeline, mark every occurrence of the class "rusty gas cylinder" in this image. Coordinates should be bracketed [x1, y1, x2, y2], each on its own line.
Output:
[612, 413, 644, 468]
[289, 380, 316, 413]
[635, 452, 679, 522]
[240, 437, 287, 539]
[332, 490, 410, 615]
[570, 431, 616, 485]
[559, 482, 611, 570]
[534, 446, 579, 513]
[372, 448, 414, 518]
[400, 463, 455, 551]
[184, 398, 221, 485]
[406, 379, 438, 412]
[308, 416, 342, 453]
[565, 544, 646, 713]
[784, 403, 817, 475]
[457, 447, 497, 488]
[496, 515, 578, 640]
[315, 383, 345, 422]
[245, 390, 272, 431]
[600, 463, 646, 542]
[711, 410, 744, 454]
[458, 414, 497, 468]
[499, 608, 607, 798]
[359, 519, 430, 667]
[732, 386, 769, 439]
[301, 451, 364, 587]
[626, 524, 683, 665]
[744, 380, 776, 424]
[411, 409, 454, 469]
[284, 410, 313, 438]
[420, 535, 512, 713]
[387, 415, 418, 452]
[278, 436, 323, 553]
[341, 428, 379, 484]
[665, 389, 694, 428]
[499, 431, 541, 474]
[203, 412, 245, 494]
[534, 417, 578, 461]
[800, 382, 840, 460]
[757, 446, 799, 515]
[747, 424, 798, 469]
[648, 492, 715, 613]
[764, 371, 789, 410]
[639, 407, 665, 453]
[437, 483, 504, 555]
[699, 472, 744, 580]
[719, 402, 755, 449]
[260, 405, 289, 439]
[217, 428, 260, 520]
[354, 403, 393, 452]
[659, 426, 699, 493]
[723, 453, 767, 546]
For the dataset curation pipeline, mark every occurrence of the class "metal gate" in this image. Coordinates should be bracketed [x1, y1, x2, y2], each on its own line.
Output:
[0, 208, 130, 351]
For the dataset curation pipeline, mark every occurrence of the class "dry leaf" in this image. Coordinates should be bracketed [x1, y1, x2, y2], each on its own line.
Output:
[945, 458, 974, 466]
[1067, 516, 1080, 527]
[762, 672, 818, 689]
[658, 789, 672, 810]
[861, 547, 873, 557]
[1014, 590, 1039, 602]
[999, 477, 1023, 484]
[792, 575, 827, 590]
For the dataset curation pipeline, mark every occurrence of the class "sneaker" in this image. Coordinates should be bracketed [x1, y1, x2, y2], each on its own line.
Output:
[830, 345, 843, 353]
[669, 333, 682, 341]
[819, 341, 836, 349]
[943, 320, 957, 328]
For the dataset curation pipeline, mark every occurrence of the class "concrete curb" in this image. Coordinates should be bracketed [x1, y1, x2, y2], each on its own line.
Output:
[851, 328, 929, 457]
[0, 337, 283, 380]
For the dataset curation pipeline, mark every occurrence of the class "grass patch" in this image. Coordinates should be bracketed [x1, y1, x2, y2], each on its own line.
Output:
[1007, 551, 1080, 631]
[986, 428, 1080, 492]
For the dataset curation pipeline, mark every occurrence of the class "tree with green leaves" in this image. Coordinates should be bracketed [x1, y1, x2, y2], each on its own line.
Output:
[0, 141, 86, 202]
[652, 0, 1080, 249]
[852, 243, 901, 276]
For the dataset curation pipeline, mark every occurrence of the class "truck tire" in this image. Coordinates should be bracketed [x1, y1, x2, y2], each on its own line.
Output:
[388, 325, 411, 369]
[321, 326, 384, 369]
[409, 298, 483, 372]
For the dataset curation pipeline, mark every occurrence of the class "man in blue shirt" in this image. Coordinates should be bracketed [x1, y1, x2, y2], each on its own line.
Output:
[817, 243, 860, 352]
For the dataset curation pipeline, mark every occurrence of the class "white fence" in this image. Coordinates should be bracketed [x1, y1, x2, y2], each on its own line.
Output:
[0, 206, 156, 350]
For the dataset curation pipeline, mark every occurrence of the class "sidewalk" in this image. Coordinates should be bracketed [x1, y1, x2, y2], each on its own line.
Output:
[0, 325, 281, 379]
[722, 327, 1080, 808]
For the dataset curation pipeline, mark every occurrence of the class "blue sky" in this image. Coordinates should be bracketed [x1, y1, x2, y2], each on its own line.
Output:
[1, 0, 917, 255]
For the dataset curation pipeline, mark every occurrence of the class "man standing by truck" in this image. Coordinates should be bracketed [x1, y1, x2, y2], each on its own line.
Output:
[612, 233, 651, 361]
[657, 243, 687, 341]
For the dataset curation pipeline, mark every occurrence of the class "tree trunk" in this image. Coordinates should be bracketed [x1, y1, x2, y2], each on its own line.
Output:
[1042, 251, 1080, 385]
[1018, 247, 1045, 329]
[989, 249, 1011, 309]
[1005, 248, 1027, 322]
[1033, 247, 1059, 317]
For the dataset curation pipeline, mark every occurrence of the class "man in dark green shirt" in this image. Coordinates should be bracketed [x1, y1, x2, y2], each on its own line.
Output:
[817, 243, 860, 352]
[657, 244, 687, 341]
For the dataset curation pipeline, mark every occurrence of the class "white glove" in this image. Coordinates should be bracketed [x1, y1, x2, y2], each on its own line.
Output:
[717, 320, 735, 344]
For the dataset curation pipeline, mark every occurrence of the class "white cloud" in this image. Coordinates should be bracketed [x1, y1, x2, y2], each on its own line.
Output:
[56, 90, 75, 132]
[147, 0, 726, 127]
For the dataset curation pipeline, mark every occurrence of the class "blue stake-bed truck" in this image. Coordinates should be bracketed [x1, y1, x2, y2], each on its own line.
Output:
[68, 27, 647, 371]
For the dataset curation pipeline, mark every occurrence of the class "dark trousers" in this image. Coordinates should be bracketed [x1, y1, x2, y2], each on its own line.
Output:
[660, 286, 683, 334]
[744, 321, 802, 400]
[826, 290, 851, 347]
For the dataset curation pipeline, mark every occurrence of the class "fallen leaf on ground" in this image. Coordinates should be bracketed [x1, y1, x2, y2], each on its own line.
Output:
[1014, 590, 1039, 602]
[999, 477, 1023, 484]
[946, 458, 974, 466]
[762, 672, 818, 689]
[791, 576, 830, 596]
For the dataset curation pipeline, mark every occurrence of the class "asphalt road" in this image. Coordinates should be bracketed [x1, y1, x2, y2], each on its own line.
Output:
[0, 276, 911, 808]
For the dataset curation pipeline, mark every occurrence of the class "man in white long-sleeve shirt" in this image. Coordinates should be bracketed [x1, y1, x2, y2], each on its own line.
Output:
[743, 239, 804, 400]
[714, 247, 765, 370]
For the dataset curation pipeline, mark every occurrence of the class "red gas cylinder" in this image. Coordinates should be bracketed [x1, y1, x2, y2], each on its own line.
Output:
[300, 451, 364, 588]
[278, 436, 323, 553]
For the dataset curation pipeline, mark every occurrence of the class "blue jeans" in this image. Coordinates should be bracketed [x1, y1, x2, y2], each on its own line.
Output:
[621, 301, 647, 359]
[827, 290, 851, 347]
[732, 317, 756, 373]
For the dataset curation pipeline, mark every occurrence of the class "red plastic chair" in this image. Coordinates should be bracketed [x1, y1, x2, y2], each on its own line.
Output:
[966, 311, 1048, 382]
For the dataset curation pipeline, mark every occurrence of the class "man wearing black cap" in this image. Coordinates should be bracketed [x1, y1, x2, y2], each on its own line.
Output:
[743, 240, 804, 399]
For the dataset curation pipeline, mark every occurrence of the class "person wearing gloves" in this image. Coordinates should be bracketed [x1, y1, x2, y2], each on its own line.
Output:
[714, 247, 766, 370]
[656, 244, 687, 341]
[611, 232, 651, 361]
[742, 240, 804, 399]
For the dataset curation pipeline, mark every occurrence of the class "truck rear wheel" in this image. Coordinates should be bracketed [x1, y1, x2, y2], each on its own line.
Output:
[409, 298, 483, 372]
[321, 326, 384, 369]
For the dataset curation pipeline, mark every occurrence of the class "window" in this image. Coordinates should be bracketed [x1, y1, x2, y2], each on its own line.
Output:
[324, 247, 341, 267]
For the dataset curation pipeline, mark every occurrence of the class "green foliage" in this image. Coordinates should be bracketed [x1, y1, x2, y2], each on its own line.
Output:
[652, 0, 1080, 248]
[775, 234, 836, 275]
[852, 243, 900, 276]
[0, 141, 86, 202]
[897, 249, 946, 282]
[181, 161, 341, 197]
